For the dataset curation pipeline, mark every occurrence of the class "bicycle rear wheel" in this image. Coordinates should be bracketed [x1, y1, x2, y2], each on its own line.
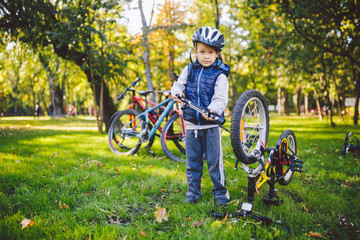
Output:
[231, 90, 269, 165]
[108, 109, 144, 155]
[160, 113, 186, 162]
[275, 129, 297, 186]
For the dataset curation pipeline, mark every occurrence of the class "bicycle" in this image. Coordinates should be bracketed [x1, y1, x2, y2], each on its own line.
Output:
[178, 90, 303, 231]
[108, 78, 168, 153]
[108, 85, 186, 162]
[342, 132, 360, 157]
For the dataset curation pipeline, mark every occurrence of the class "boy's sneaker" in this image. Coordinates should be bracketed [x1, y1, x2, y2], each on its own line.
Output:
[215, 200, 229, 207]
[214, 195, 230, 207]
[183, 197, 200, 204]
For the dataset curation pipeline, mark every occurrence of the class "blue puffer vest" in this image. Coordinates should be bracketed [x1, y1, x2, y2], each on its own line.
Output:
[184, 59, 230, 125]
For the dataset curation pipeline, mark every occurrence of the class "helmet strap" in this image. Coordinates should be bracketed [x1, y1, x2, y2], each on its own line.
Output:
[189, 47, 195, 63]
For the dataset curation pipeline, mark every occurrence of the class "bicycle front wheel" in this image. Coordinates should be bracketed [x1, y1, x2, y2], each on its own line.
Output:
[160, 113, 186, 162]
[231, 90, 269, 165]
[275, 129, 297, 186]
[108, 109, 143, 155]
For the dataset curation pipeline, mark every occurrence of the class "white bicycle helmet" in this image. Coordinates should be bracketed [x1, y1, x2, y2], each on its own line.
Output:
[192, 26, 225, 51]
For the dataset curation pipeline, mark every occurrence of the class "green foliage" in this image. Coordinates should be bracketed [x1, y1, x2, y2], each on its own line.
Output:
[0, 116, 359, 239]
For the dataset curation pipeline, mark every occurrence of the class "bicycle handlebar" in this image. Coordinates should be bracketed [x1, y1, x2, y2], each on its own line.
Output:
[175, 94, 226, 125]
[117, 78, 141, 100]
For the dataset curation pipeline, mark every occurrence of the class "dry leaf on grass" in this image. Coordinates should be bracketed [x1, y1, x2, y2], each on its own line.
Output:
[160, 188, 167, 192]
[306, 231, 324, 238]
[221, 213, 228, 223]
[210, 213, 228, 229]
[302, 204, 309, 213]
[59, 200, 69, 209]
[140, 230, 147, 237]
[154, 207, 168, 223]
[193, 221, 201, 227]
[183, 217, 192, 221]
[230, 178, 238, 183]
[21, 218, 35, 229]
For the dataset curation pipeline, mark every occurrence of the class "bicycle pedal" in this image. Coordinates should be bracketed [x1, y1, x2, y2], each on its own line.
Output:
[289, 159, 303, 172]
[240, 202, 253, 212]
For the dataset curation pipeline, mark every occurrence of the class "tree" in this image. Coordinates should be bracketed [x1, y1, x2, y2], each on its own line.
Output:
[276, 0, 360, 124]
[0, 0, 131, 130]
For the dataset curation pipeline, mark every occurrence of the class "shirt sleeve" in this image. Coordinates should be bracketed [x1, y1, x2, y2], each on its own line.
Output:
[171, 66, 188, 97]
[207, 73, 229, 115]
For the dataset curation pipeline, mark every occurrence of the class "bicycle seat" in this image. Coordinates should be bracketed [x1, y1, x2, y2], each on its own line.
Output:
[138, 90, 154, 96]
[158, 90, 170, 96]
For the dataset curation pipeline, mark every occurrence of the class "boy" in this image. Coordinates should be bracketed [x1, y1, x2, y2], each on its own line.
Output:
[171, 26, 230, 206]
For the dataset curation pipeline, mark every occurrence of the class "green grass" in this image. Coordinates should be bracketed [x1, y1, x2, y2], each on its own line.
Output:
[1, 115, 359, 239]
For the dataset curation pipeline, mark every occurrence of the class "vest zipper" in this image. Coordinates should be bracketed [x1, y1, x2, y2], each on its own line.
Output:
[196, 67, 204, 125]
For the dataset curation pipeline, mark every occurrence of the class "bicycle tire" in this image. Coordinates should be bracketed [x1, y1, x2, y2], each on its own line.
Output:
[275, 129, 297, 186]
[231, 90, 270, 165]
[109, 110, 155, 152]
[160, 113, 186, 162]
[108, 109, 144, 155]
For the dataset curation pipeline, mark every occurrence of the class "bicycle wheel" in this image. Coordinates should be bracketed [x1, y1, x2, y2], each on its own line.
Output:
[275, 129, 297, 186]
[109, 110, 155, 153]
[231, 90, 270, 165]
[108, 109, 144, 155]
[160, 113, 186, 162]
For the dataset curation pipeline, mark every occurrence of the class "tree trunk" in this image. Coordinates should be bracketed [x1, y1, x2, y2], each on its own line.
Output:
[314, 88, 323, 121]
[277, 87, 282, 115]
[213, 0, 220, 29]
[296, 89, 302, 116]
[354, 69, 360, 125]
[322, 60, 335, 127]
[333, 79, 344, 121]
[282, 89, 289, 115]
[38, 52, 65, 117]
[139, 0, 155, 102]
[304, 92, 308, 116]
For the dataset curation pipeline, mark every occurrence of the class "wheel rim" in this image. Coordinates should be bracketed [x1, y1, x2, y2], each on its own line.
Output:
[163, 117, 186, 161]
[110, 112, 142, 154]
[240, 97, 267, 157]
[280, 134, 296, 181]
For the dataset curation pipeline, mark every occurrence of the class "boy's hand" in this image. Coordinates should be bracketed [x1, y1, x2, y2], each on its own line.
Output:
[202, 109, 214, 121]
[173, 93, 183, 103]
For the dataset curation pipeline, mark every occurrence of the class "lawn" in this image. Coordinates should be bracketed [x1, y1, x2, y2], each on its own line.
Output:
[0, 115, 359, 239]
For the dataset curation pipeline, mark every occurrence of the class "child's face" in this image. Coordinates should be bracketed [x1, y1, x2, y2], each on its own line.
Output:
[194, 42, 219, 67]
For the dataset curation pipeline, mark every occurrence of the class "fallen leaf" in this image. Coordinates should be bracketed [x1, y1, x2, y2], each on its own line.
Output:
[158, 156, 167, 160]
[140, 230, 147, 237]
[122, 235, 128, 240]
[307, 231, 323, 238]
[114, 168, 119, 172]
[148, 165, 153, 168]
[160, 188, 167, 192]
[221, 213, 228, 223]
[59, 200, 68, 209]
[210, 220, 222, 230]
[230, 178, 238, 183]
[193, 221, 201, 227]
[21, 218, 35, 229]
[183, 217, 192, 221]
[154, 207, 168, 223]
[302, 204, 309, 213]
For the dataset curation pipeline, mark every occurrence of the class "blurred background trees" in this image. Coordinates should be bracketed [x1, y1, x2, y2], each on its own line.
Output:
[0, 0, 359, 127]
